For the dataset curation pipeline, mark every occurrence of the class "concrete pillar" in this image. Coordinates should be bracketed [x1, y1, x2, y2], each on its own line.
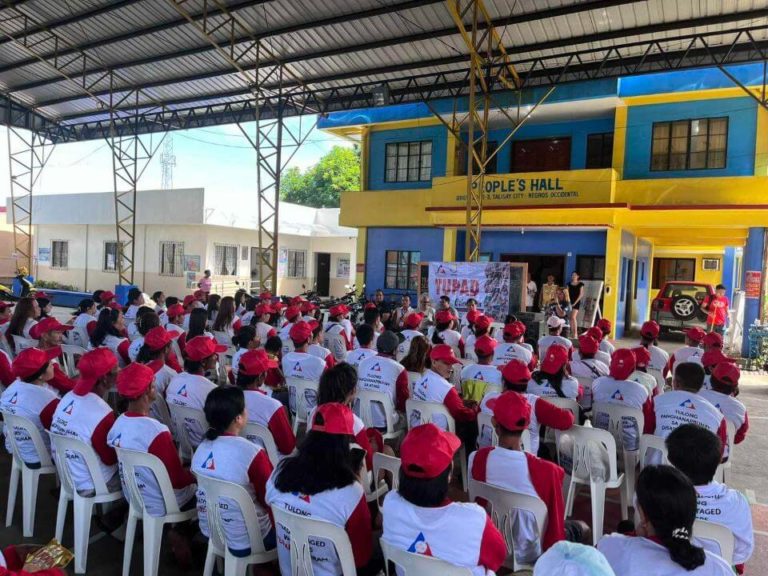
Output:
[721, 246, 737, 303]
[602, 227, 623, 333]
[355, 226, 367, 294]
[741, 227, 765, 356]
[442, 228, 458, 262]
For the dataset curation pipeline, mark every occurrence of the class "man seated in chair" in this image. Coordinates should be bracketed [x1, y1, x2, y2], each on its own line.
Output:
[469, 391, 590, 566]
[460, 335, 502, 404]
[666, 424, 753, 574]
[356, 331, 409, 432]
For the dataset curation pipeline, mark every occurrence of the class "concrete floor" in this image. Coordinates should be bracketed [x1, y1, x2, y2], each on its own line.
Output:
[0, 329, 765, 574]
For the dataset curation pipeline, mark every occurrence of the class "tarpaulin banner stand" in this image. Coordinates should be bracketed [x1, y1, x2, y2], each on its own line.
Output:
[576, 280, 604, 331]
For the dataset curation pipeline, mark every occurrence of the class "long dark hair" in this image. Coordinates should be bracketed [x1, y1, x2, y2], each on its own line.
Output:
[213, 296, 236, 331]
[233, 325, 257, 349]
[135, 307, 159, 336]
[318, 363, 357, 405]
[8, 297, 36, 342]
[90, 308, 123, 347]
[274, 430, 357, 495]
[398, 466, 451, 507]
[401, 336, 430, 373]
[74, 298, 95, 317]
[207, 294, 221, 323]
[532, 365, 566, 395]
[36, 298, 51, 319]
[431, 320, 450, 345]
[187, 308, 208, 340]
[136, 341, 167, 364]
[204, 386, 245, 441]
[636, 465, 705, 570]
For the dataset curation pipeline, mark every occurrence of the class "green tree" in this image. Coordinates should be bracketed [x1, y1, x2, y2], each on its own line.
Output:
[279, 145, 359, 208]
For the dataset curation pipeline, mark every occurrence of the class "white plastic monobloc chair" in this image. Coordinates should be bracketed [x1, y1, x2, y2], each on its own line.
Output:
[405, 399, 468, 491]
[716, 420, 737, 484]
[693, 519, 735, 565]
[324, 332, 348, 363]
[60, 344, 87, 378]
[12, 334, 38, 354]
[406, 371, 422, 396]
[241, 421, 281, 467]
[353, 443, 389, 504]
[543, 397, 580, 454]
[168, 403, 209, 459]
[468, 478, 548, 572]
[476, 411, 531, 452]
[647, 368, 666, 394]
[2, 412, 57, 537]
[592, 402, 644, 509]
[373, 452, 401, 510]
[49, 433, 125, 574]
[272, 506, 356, 576]
[195, 474, 277, 576]
[638, 433, 669, 470]
[381, 539, 472, 576]
[574, 376, 595, 412]
[355, 388, 405, 442]
[559, 425, 627, 545]
[116, 448, 198, 576]
[287, 376, 320, 435]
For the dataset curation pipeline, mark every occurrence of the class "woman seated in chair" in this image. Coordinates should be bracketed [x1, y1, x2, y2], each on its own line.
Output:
[193, 386, 275, 560]
[7, 297, 40, 354]
[135, 326, 182, 427]
[29, 318, 76, 395]
[89, 308, 131, 367]
[381, 423, 506, 575]
[527, 344, 581, 402]
[267, 402, 378, 576]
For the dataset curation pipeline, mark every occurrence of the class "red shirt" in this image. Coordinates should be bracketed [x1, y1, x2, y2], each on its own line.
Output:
[705, 295, 729, 326]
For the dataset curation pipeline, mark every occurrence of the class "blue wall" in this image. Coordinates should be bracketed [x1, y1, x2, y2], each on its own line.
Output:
[721, 247, 737, 303]
[742, 228, 765, 356]
[624, 97, 756, 179]
[368, 125, 447, 190]
[365, 227, 445, 299]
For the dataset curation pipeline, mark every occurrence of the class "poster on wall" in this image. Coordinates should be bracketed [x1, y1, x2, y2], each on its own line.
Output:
[38, 247, 50, 264]
[185, 271, 197, 289]
[336, 257, 350, 278]
[278, 248, 288, 278]
[184, 255, 201, 272]
[576, 280, 604, 329]
[745, 270, 762, 299]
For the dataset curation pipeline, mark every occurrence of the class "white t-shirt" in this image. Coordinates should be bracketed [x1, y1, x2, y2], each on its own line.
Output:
[698, 389, 746, 459]
[538, 335, 572, 360]
[459, 363, 502, 399]
[670, 346, 704, 372]
[572, 349, 611, 367]
[648, 344, 670, 373]
[492, 342, 533, 368]
[345, 347, 377, 369]
[597, 533, 733, 576]
[527, 375, 580, 401]
[281, 351, 325, 419]
[652, 390, 723, 440]
[356, 354, 406, 429]
[694, 481, 754, 565]
[165, 372, 217, 447]
[0, 379, 58, 464]
[411, 369, 454, 430]
[591, 376, 650, 451]
[396, 329, 424, 361]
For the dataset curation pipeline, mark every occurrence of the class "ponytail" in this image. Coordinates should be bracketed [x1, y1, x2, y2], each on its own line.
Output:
[661, 528, 706, 571]
[431, 321, 449, 345]
[203, 386, 245, 441]
[136, 343, 164, 364]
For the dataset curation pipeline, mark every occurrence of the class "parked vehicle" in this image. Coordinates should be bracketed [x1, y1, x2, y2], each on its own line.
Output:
[651, 281, 714, 334]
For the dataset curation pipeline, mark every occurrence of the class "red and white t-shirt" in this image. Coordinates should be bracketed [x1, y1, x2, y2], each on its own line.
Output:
[647, 390, 726, 447]
[281, 351, 326, 419]
[526, 375, 581, 401]
[107, 413, 196, 516]
[537, 335, 572, 360]
[166, 372, 217, 447]
[255, 322, 277, 346]
[0, 379, 59, 464]
[356, 354, 409, 429]
[51, 390, 117, 494]
[267, 477, 371, 576]
[492, 343, 534, 369]
[145, 359, 178, 427]
[396, 329, 424, 361]
[345, 347, 376, 369]
[323, 322, 351, 361]
[430, 329, 465, 358]
[308, 343, 336, 369]
[646, 344, 670, 374]
[599, 339, 615, 356]
[411, 369, 477, 429]
[89, 334, 131, 367]
[382, 490, 506, 576]
[668, 345, 704, 374]
[243, 389, 295, 458]
[694, 481, 754, 566]
[192, 434, 273, 553]
[698, 389, 749, 454]
[572, 349, 612, 367]
[591, 376, 653, 451]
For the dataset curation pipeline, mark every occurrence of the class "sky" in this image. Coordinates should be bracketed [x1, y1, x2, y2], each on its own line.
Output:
[0, 115, 352, 213]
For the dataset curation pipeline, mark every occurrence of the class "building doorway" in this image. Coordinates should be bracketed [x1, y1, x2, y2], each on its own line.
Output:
[500, 254, 566, 306]
[316, 253, 331, 297]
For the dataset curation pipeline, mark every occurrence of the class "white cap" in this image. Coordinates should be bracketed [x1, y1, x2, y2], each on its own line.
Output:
[534, 542, 616, 576]
[547, 315, 566, 328]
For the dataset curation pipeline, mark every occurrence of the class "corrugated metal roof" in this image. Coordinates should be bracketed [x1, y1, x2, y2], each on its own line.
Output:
[1, 0, 767, 140]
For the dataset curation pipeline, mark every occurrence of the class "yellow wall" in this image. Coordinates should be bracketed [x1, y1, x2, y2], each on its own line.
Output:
[649, 251, 724, 299]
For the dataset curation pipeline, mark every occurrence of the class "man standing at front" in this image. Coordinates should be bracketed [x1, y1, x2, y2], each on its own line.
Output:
[526, 273, 538, 312]
[701, 284, 730, 335]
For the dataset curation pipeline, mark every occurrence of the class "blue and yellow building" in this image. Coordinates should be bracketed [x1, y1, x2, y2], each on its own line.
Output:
[319, 63, 768, 340]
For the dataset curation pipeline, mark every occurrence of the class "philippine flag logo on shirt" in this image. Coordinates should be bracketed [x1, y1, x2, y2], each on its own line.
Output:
[292, 492, 311, 503]
[112, 433, 121, 447]
[293, 362, 302, 373]
[679, 399, 696, 410]
[63, 400, 74, 415]
[371, 363, 381, 372]
[408, 532, 433, 556]
[178, 384, 188, 398]
[611, 390, 624, 401]
[9, 392, 17, 404]
[474, 371, 485, 380]
[202, 452, 216, 470]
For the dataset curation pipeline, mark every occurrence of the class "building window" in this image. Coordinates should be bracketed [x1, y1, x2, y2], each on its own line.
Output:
[385, 250, 420, 291]
[159, 241, 184, 276]
[51, 240, 68, 269]
[586, 133, 614, 169]
[652, 257, 695, 289]
[512, 137, 571, 172]
[576, 255, 606, 280]
[385, 141, 432, 182]
[103, 241, 123, 272]
[651, 117, 728, 171]
[457, 141, 498, 175]
[286, 250, 306, 278]
[215, 244, 238, 276]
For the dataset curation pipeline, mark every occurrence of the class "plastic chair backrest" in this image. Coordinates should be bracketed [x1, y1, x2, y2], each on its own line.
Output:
[12, 334, 37, 354]
[49, 432, 113, 497]
[71, 326, 89, 350]
[468, 478, 548, 568]
[477, 411, 498, 447]
[592, 402, 645, 453]
[324, 332, 347, 362]
[647, 368, 665, 392]
[286, 376, 320, 423]
[2, 412, 54, 469]
[546, 397, 580, 421]
[194, 473, 271, 557]
[381, 539, 472, 576]
[405, 399, 456, 434]
[168, 403, 208, 454]
[373, 453, 401, 492]
[406, 371, 421, 396]
[60, 344, 87, 378]
[725, 419, 736, 457]
[693, 519, 735, 565]
[575, 376, 594, 409]
[489, 322, 505, 340]
[463, 346, 478, 364]
[638, 434, 669, 469]
[355, 388, 398, 433]
[272, 506, 357, 576]
[241, 422, 280, 466]
[560, 425, 620, 483]
[116, 447, 184, 516]
[213, 331, 231, 346]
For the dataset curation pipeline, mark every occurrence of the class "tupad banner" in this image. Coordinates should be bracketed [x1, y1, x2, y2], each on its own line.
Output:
[428, 262, 510, 319]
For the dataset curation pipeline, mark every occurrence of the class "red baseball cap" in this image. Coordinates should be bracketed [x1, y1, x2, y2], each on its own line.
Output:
[364, 302, 377, 310]
[289, 320, 313, 343]
[106, 301, 123, 311]
[100, 291, 116, 303]
[701, 349, 731, 369]
[74, 348, 118, 395]
[310, 403, 354, 435]
[501, 359, 532, 384]
[290, 296, 305, 305]
[430, 344, 462, 365]
[144, 326, 180, 351]
[193, 290, 206, 301]
[299, 301, 316, 314]
[640, 321, 660, 339]
[466, 309, 480, 325]
[632, 346, 651, 368]
[272, 301, 285, 312]
[586, 326, 603, 342]
[255, 303, 273, 316]
[702, 332, 723, 349]
[166, 303, 185, 318]
[238, 349, 278, 376]
[578, 334, 599, 355]
[401, 423, 461, 479]
[487, 391, 532, 431]
[685, 327, 706, 343]
[610, 349, 636, 380]
[474, 335, 497, 357]
[29, 317, 74, 339]
[474, 315, 493, 332]
[541, 344, 569, 373]
[12, 347, 59, 380]
[712, 362, 740, 387]
[503, 321, 525, 339]
[329, 304, 348, 317]
[435, 310, 456, 324]
[284, 306, 301, 322]
[185, 336, 227, 361]
[259, 291, 272, 301]
[116, 363, 155, 399]
[33, 291, 51, 300]
[597, 318, 612, 334]
[0, 301, 14, 310]
[182, 295, 197, 308]
[404, 312, 424, 330]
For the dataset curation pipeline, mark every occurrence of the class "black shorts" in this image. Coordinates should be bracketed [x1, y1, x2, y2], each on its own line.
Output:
[572, 303, 580, 310]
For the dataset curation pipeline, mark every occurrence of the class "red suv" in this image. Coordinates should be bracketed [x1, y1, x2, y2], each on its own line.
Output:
[651, 281, 715, 334]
